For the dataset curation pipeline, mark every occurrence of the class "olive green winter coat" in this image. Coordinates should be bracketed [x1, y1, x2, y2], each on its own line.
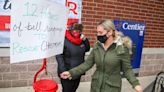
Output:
[69, 42, 140, 92]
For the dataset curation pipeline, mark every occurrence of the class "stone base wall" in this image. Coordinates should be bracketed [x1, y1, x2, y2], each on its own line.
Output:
[0, 50, 164, 88]
[139, 53, 164, 76]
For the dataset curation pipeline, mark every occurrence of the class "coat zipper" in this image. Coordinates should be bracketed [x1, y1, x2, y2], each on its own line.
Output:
[100, 51, 106, 92]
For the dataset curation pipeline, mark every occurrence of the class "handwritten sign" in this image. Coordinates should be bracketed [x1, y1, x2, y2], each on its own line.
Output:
[10, 0, 68, 63]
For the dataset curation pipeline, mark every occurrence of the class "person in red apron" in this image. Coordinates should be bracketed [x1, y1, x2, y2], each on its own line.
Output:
[56, 23, 90, 92]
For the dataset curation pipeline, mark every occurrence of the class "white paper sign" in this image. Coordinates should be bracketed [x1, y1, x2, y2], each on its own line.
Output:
[51, 0, 66, 6]
[10, 0, 68, 63]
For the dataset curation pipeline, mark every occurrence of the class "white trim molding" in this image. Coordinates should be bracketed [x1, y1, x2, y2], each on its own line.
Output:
[142, 48, 164, 54]
[0, 48, 10, 57]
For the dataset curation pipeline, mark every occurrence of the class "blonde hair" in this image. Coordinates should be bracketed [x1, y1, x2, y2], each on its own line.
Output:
[98, 19, 116, 31]
[98, 19, 132, 54]
[115, 31, 132, 54]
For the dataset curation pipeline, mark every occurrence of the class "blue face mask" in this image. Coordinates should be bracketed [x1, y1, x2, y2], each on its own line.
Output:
[97, 34, 108, 43]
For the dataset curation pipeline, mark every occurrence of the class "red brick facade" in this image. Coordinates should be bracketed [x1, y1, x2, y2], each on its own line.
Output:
[81, 0, 164, 47]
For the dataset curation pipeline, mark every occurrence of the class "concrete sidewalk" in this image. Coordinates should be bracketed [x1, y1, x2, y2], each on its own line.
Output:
[0, 76, 155, 92]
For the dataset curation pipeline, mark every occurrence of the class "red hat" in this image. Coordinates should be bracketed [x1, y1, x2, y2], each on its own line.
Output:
[67, 18, 78, 26]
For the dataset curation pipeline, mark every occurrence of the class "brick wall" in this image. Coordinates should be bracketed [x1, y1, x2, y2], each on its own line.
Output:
[139, 49, 164, 76]
[0, 0, 164, 88]
[140, 54, 164, 76]
[0, 52, 163, 88]
[81, 0, 164, 47]
[0, 57, 59, 87]
[0, 56, 96, 88]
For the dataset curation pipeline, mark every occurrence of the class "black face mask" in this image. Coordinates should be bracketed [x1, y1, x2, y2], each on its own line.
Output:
[97, 34, 108, 43]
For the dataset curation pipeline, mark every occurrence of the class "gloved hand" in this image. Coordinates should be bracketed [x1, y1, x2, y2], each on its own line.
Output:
[80, 34, 86, 40]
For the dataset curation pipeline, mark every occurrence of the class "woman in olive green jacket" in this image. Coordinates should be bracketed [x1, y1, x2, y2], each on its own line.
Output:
[60, 19, 143, 92]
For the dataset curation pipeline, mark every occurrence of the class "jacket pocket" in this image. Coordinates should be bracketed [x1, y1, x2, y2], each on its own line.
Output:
[91, 72, 99, 91]
[105, 75, 121, 88]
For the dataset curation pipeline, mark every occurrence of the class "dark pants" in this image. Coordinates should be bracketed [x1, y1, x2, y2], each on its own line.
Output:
[60, 78, 81, 92]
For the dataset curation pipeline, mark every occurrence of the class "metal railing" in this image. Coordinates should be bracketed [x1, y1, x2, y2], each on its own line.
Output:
[144, 71, 164, 92]
[152, 71, 164, 92]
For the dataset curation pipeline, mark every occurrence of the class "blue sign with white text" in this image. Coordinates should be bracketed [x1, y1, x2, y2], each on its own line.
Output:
[114, 20, 145, 69]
